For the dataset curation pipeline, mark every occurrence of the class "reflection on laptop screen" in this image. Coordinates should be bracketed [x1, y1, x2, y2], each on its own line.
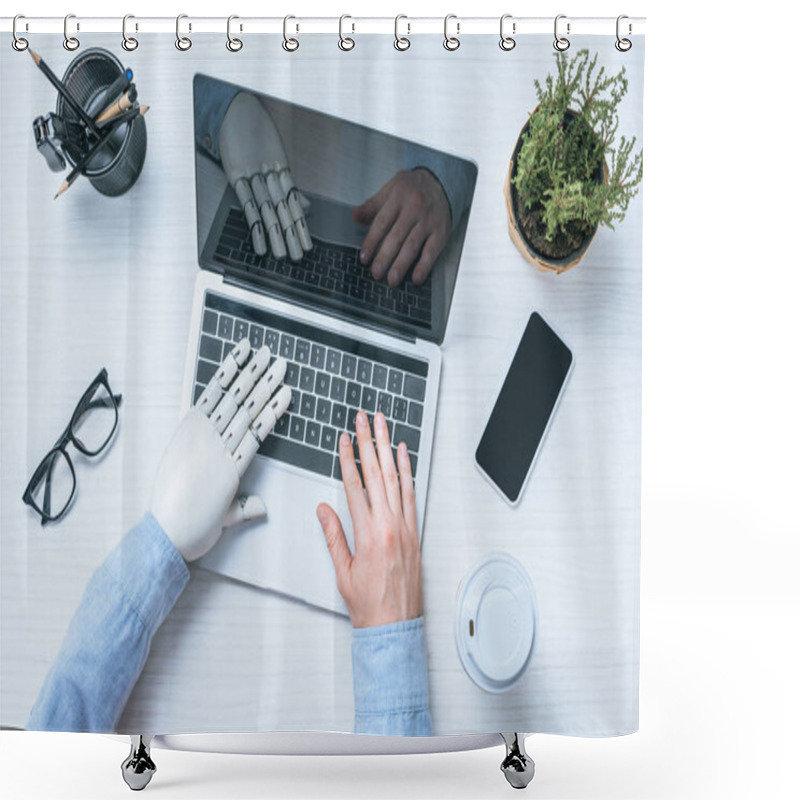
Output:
[193, 74, 477, 346]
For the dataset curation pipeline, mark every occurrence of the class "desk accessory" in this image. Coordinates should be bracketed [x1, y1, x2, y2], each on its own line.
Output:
[1, 16, 644, 794]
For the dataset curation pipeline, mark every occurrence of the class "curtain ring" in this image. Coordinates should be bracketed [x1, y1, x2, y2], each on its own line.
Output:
[12, 14, 29, 52]
[615, 15, 632, 51]
[227, 15, 243, 51]
[394, 15, 410, 51]
[499, 14, 516, 51]
[283, 15, 299, 52]
[63, 13, 80, 51]
[122, 15, 139, 51]
[176, 14, 192, 51]
[443, 14, 460, 51]
[553, 14, 570, 51]
[338, 14, 355, 51]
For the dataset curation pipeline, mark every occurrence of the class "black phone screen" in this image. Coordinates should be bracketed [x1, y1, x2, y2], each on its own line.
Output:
[476, 312, 573, 504]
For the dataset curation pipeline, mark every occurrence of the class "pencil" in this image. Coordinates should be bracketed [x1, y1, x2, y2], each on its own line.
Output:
[95, 85, 138, 125]
[54, 105, 149, 199]
[29, 49, 102, 139]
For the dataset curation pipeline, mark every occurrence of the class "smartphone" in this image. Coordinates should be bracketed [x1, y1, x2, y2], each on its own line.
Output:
[475, 312, 573, 506]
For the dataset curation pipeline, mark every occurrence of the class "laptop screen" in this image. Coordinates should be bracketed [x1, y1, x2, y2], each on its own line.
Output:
[193, 74, 477, 346]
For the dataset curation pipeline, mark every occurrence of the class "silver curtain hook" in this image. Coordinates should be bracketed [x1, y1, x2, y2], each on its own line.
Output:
[554, 14, 570, 51]
[339, 14, 355, 51]
[176, 14, 192, 51]
[63, 13, 79, 51]
[283, 15, 299, 52]
[12, 14, 28, 52]
[394, 14, 410, 50]
[227, 15, 243, 51]
[122, 14, 139, 51]
[615, 15, 632, 51]
[500, 14, 516, 51]
[444, 14, 460, 51]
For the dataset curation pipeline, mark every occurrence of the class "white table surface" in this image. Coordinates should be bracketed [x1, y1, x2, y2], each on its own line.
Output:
[0, 33, 643, 736]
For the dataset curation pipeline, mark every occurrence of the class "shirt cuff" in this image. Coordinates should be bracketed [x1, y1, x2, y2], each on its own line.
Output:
[351, 616, 431, 734]
[100, 512, 190, 634]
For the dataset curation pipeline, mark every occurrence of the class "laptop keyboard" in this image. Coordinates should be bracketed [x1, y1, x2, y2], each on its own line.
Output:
[194, 293, 428, 482]
[214, 207, 433, 328]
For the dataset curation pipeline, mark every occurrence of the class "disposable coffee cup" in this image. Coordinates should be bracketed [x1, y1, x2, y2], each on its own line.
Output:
[454, 551, 537, 693]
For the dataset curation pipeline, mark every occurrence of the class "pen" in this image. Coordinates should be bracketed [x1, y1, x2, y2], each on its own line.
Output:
[29, 49, 102, 139]
[92, 68, 134, 121]
[54, 105, 149, 199]
[95, 84, 138, 125]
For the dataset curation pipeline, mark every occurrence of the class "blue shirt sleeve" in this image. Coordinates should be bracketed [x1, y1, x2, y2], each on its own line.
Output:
[351, 616, 432, 736]
[27, 513, 189, 732]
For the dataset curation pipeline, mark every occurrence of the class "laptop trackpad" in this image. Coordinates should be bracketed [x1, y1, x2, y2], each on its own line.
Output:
[305, 194, 369, 250]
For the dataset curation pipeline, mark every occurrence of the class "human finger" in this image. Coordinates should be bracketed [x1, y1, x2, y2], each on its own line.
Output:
[373, 412, 401, 515]
[338, 431, 369, 530]
[231, 384, 292, 476]
[386, 223, 427, 287]
[353, 180, 393, 228]
[212, 345, 272, 434]
[195, 338, 251, 417]
[411, 234, 444, 286]
[397, 441, 418, 537]
[232, 177, 268, 256]
[361, 197, 402, 278]
[317, 502, 354, 594]
[372, 212, 418, 284]
[354, 411, 387, 511]
[221, 355, 287, 453]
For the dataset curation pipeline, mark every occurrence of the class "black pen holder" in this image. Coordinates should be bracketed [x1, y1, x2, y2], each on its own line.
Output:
[57, 48, 146, 197]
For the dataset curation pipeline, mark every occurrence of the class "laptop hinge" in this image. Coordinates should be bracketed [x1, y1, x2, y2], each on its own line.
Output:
[221, 272, 418, 345]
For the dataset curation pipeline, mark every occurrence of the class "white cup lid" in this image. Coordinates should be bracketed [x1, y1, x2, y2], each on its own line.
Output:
[454, 552, 537, 693]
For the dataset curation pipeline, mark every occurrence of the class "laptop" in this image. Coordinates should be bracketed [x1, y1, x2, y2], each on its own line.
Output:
[182, 74, 477, 614]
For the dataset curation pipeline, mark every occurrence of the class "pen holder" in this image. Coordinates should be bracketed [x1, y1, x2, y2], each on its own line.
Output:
[57, 48, 146, 197]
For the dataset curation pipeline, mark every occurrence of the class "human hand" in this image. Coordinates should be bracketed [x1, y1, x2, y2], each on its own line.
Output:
[316, 411, 422, 628]
[354, 168, 452, 288]
[219, 92, 313, 261]
[149, 339, 291, 562]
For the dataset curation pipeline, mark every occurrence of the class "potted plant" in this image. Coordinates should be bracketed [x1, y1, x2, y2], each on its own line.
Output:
[504, 49, 643, 274]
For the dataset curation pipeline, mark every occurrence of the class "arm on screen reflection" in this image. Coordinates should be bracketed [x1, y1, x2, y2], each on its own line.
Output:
[317, 411, 432, 735]
[28, 343, 290, 732]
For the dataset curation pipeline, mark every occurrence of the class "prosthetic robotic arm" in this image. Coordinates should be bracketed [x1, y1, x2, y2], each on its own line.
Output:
[219, 92, 313, 262]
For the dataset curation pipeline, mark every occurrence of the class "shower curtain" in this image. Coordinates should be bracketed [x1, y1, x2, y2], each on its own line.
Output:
[0, 29, 644, 738]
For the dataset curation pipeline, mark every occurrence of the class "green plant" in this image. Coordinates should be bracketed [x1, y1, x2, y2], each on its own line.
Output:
[512, 49, 643, 258]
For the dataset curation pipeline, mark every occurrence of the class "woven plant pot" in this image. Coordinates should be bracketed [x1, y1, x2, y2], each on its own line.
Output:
[504, 110, 606, 275]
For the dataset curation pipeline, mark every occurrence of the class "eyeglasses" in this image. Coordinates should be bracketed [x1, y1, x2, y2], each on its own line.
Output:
[22, 368, 122, 525]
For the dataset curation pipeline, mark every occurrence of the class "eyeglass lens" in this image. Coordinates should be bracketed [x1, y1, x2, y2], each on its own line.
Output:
[71, 380, 118, 455]
[27, 449, 76, 521]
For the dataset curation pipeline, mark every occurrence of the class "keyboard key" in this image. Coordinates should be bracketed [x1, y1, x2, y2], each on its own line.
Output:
[403, 374, 426, 402]
[280, 334, 295, 360]
[331, 404, 347, 428]
[284, 362, 300, 387]
[197, 359, 217, 384]
[300, 393, 316, 418]
[261, 436, 333, 479]
[321, 426, 337, 451]
[311, 344, 326, 369]
[371, 364, 387, 390]
[377, 392, 392, 416]
[199, 335, 223, 363]
[357, 359, 372, 384]
[408, 401, 424, 427]
[393, 423, 421, 453]
[392, 396, 408, 423]
[300, 367, 315, 392]
[388, 369, 403, 394]
[274, 414, 290, 437]
[346, 382, 361, 408]
[346, 407, 358, 432]
[218, 315, 234, 340]
[362, 387, 377, 413]
[330, 377, 346, 403]
[234, 320, 249, 342]
[193, 383, 204, 404]
[223, 341, 235, 358]
[290, 416, 306, 441]
[289, 389, 300, 414]
[326, 350, 342, 375]
[265, 329, 280, 354]
[315, 398, 332, 424]
[314, 372, 330, 397]
[341, 354, 357, 379]
[295, 339, 310, 364]
[249, 325, 264, 350]
[305, 421, 321, 447]
[202, 310, 218, 335]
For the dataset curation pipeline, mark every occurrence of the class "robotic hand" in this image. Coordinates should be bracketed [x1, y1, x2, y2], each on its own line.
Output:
[150, 339, 291, 562]
[219, 92, 313, 262]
